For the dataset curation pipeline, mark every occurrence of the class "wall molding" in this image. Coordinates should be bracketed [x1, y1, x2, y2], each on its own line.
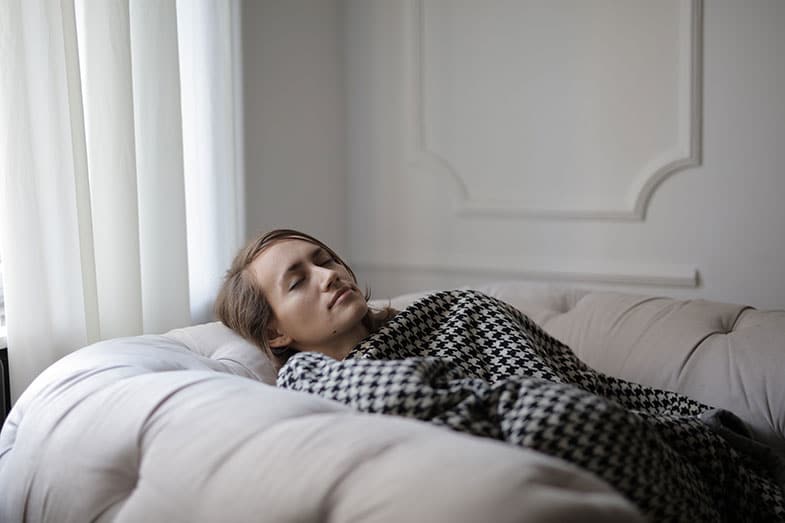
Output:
[355, 259, 699, 288]
[409, 0, 703, 221]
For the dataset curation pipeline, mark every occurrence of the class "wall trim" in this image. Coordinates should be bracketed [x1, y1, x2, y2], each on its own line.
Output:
[410, 0, 703, 221]
[355, 260, 699, 288]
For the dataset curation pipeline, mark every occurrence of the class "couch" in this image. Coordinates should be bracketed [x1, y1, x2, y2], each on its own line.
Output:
[1, 282, 782, 522]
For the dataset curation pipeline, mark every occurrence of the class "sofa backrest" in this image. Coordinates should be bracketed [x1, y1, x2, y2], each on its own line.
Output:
[382, 282, 785, 460]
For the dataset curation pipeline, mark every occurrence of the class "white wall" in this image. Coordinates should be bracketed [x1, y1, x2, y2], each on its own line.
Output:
[240, 0, 785, 309]
[242, 0, 348, 254]
[344, 0, 785, 309]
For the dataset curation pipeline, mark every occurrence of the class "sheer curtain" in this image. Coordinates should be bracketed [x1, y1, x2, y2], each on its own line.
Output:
[0, 0, 244, 401]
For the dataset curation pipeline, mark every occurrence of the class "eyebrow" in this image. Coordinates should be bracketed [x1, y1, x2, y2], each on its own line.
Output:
[278, 246, 325, 287]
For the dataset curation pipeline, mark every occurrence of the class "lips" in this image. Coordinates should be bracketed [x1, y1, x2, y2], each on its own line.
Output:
[328, 287, 352, 309]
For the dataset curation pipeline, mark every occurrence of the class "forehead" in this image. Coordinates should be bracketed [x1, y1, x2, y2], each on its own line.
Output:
[249, 238, 320, 285]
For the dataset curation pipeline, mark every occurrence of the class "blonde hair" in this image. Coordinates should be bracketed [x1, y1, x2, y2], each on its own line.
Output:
[214, 229, 394, 371]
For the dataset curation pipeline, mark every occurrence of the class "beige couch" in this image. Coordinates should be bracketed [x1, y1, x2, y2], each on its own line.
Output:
[463, 282, 785, 460]
[0, 282, 782, 522]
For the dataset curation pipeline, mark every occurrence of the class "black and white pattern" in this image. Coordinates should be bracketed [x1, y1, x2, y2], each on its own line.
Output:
[278, 290, 785, 522]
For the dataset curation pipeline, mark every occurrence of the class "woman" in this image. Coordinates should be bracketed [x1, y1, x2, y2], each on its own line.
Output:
[214, 229, 394, 371]
[216, 228, 784, 522]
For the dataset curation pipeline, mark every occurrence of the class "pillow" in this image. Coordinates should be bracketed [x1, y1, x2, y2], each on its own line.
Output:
[165, 322, 277, 384]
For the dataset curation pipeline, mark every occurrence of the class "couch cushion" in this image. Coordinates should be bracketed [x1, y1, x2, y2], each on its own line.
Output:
[377, 282, 785, 460]
[0, 334, 641, 522]
[165, 322, 276, 384]
[477, 282, 785, 460]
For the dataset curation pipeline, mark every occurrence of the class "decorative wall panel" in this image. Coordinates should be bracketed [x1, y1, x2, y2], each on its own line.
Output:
[411, 0, 702, 220]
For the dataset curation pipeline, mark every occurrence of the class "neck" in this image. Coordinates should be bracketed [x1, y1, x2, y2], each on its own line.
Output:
[309, 322, 369, 361]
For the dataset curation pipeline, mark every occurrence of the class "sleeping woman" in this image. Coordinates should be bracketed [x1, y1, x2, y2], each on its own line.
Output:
[215, 228, 784, 522]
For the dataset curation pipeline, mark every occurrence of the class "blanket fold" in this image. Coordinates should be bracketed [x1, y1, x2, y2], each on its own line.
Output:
[278, 290, 784, 522]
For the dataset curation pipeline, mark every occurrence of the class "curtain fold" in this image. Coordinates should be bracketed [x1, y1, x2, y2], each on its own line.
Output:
[129, 0, 191, 334]
[177, 0, 245, 324]
[76, 0, 145, 339]
[0, 0, 243, 402]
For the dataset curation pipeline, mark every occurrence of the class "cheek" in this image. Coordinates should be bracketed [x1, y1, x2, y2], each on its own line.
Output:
[276, 299, 312, 330]
[342, 270, 358, 287]
[348, 299, 369, 323]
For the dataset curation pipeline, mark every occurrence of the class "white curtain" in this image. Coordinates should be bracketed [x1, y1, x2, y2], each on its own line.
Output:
[0, 0, 244, 402]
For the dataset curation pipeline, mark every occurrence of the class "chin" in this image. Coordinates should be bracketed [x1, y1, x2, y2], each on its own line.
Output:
[350, 302, 370, 325]
[353, 303, 369, 322]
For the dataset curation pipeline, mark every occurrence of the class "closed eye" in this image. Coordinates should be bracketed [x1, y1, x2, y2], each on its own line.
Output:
[288, 278, 302, 291]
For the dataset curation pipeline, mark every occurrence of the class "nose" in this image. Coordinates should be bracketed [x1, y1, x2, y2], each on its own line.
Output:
[318, 266, 340, 291]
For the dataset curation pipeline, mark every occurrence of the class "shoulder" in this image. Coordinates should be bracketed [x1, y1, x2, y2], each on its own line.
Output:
[401, 289, 511, 312]
[426, 289, 525, 318]
[426, 288, 500, 303]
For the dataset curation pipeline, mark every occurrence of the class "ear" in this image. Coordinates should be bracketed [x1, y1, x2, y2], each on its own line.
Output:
[266, 326, 293, 348]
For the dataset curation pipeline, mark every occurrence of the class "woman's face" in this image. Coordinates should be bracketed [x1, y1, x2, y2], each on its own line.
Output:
[249, 238, 368, 359]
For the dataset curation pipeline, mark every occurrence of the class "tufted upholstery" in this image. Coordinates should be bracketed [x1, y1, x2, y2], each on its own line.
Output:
[382, 282, 785, 460]
[1, 282, 783, 522]
[0, 307, 641, 523]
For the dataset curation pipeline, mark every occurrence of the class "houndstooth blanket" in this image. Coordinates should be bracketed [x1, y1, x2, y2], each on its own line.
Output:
[278, 290, 785, 522]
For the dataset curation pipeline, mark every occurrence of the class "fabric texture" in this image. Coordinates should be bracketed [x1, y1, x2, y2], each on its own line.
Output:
[279, 290, 785, 522]
[0, 334, 643, 523]
[0, 0, 242, 402]
[486, 284, 785, 461]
